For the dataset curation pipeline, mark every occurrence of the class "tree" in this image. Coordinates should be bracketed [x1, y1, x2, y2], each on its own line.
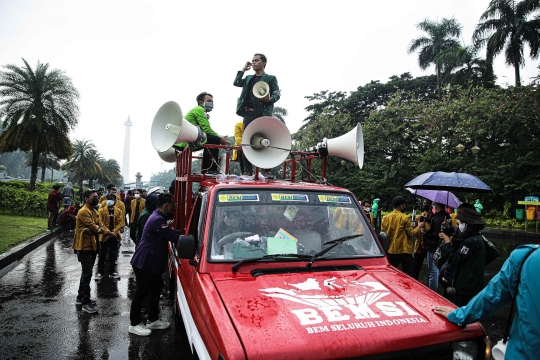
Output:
[273, 106, 288, 124]
[0, 58, 79, 190]
[408, 18, 462, 99]
[473, 0, 540, 87]
[25, 153, 60, 182]
[96, 158, 122, 188]
[62, 139, 102, 189]
[435, 44, 496, 87]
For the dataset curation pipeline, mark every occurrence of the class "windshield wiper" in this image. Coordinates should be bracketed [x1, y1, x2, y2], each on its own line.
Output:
[232, 253, 312, 272]
[307, 234, 362, 268]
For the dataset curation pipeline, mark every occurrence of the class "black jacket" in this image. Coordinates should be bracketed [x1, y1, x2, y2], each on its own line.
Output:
[424, 210, 450, 253]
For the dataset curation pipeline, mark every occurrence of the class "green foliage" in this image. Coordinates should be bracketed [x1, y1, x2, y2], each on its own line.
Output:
[0, 184, 49, 217]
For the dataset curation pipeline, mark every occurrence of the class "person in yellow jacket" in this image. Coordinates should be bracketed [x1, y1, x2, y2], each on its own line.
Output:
[381, 196, 425, 276]
[96, 194, 125, 279]
[99, 184, 126, 219]
[130, 189, 145, 241]
[231, 121, 245, 174]
[72, 189, 104, 313]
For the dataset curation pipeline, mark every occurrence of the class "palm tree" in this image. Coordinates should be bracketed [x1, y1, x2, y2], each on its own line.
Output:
[0, 58, 79, 190]
[96, 158, 122, 188]
[435, 44, 496, 87]
[25, 153, 61, 182]
[473, 0, 540, 87]
[408, 18, 462, 99]
[62, 139, 102, 189]
[273, 106, 288, 124]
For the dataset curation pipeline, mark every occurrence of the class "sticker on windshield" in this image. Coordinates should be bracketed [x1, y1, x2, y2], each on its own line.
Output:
[219, 194, 259, 202]
[271, 193, 309, 202]
[318, 195, 351, 203]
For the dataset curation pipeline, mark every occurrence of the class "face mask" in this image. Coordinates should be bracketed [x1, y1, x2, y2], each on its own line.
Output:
[203, 102, 214, 112]
[134, 194, 140, 199]
[107, 200, 115, 207]
[459, 223, 467, 233]
[91, 197, 99, 206]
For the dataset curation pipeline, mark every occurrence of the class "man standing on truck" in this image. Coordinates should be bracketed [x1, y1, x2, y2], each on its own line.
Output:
[234, 53, 280, 175]
[382, 196, 424, 276]
[129, 193, 181, 336]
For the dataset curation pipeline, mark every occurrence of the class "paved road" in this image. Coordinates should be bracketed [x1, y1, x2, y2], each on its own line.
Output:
[0, 231, 193, 360]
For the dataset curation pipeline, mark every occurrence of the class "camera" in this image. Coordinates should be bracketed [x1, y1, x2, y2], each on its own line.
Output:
[440, 220, 454, 237]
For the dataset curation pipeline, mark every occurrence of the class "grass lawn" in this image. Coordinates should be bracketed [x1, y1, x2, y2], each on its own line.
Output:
[0, 215, 48, 255]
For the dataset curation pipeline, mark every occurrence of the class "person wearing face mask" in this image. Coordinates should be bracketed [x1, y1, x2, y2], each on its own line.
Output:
[129, 193, 180, 336]
[95, 194, 125, 279]
[129, 189, 145, 242]
[72, 190, 104, 314]
[175, 92, 231, 175]
[421, 202, 451, 291]
[362, 200, 374, 227]
[381, 196, 425, 276]
[100, 184, 126, 219]
[234, 53, 280, 176]
[412, 199, 433, 280]
[437, 207, 487, 306]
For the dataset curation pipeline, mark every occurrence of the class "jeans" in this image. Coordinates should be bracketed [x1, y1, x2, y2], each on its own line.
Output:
[130, 267, 164, 326]
[63, 197, 73, 206]
[427, 251, 439, 292]
[97, 237, 117, 275]
[387, 253, 413, 276]
[77, 251, 97, 304]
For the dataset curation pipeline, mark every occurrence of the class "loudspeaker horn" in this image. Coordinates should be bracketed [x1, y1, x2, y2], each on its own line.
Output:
[252, 81, 270, 99]
[242, 116, 291, 169]
[319, 123, 364, 169]
[157, 148, 177, 163]
[151, 101, 203, 152]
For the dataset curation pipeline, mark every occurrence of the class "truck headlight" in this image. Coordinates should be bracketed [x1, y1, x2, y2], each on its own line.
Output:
[452, 341, 477, 360]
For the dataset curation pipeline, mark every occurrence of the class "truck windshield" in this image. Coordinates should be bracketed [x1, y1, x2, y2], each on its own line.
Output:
[209, 190, 383, 262]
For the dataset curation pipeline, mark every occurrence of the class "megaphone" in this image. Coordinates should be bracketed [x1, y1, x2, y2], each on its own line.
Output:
[252, 81, 270, 99]
[242, 116, 291, 169]
[151, 101, 205, 152]
[318, 123, 364, 169]
[157, 148, 177, 163]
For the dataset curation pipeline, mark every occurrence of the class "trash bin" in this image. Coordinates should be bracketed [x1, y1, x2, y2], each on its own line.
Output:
[516, 209, 524, 221]
[526, 209, 535, 221]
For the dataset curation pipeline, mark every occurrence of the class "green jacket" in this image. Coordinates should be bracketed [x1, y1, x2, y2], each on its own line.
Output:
[440, 233, 486, 296]
[175, 105, 219, 148]
[233, 71, 280, 117]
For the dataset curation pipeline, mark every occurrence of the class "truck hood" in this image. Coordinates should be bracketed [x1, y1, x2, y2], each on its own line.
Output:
[212, 269, 482, 360]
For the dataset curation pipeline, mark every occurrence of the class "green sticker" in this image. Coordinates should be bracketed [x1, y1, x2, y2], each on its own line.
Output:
[271, 193, 309, 202]
[318, 195, 351, 203]
[219, 194, 259, 202]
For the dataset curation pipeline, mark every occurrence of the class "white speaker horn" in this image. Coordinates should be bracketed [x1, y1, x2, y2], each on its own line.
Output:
[242, 116, 291, 169]
[151, 101, 201, 152]
[252, 81, 270, 99]
[321, 123, 364, 169]
[157, 148, 177, 163]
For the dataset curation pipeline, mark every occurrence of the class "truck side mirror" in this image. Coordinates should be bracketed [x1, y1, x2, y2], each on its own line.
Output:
[177, 235, 196, 259]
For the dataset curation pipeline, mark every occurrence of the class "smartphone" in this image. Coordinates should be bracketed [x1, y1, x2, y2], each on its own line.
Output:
[419, 216, 426, 222]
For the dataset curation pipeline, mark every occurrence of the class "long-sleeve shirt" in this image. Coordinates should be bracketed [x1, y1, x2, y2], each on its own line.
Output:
[175, 105, 219, 148]
[447, 244, 540, 359]
[381, 210, 420, 254]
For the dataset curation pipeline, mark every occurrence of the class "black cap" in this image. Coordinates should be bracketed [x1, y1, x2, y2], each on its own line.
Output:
[392, 196, 407, 206]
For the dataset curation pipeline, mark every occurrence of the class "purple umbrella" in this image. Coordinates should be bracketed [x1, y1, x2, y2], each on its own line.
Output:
[406, 188, 462, 208]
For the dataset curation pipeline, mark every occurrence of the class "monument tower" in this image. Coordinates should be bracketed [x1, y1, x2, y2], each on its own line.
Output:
[122, 116, 133, 183]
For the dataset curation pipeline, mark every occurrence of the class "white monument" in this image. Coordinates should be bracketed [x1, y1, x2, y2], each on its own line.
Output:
[122, 116, 133, 183]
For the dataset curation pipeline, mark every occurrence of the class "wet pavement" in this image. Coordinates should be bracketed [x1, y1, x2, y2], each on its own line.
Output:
[0, 231, 193, 360]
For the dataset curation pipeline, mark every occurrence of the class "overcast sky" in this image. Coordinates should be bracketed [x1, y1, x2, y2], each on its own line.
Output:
[1, 0, 538, 182]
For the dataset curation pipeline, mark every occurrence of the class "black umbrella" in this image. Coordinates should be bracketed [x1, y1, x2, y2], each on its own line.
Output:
[404, 171, 493, 193]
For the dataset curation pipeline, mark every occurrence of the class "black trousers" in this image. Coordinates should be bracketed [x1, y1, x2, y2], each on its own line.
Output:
[242, 113, 261, 173]
[77, 251, 97, 304]
[97, 237, 117, 275]
[130, 267, 163, 326]
[412, 251, 427, 280]
[387, 253, 413, 276]
[237, 150, 245, 174]
[202, 134, 220, 173]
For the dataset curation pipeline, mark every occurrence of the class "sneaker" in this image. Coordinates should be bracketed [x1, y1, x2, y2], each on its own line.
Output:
[94, 273, 102, 280]
[76, 298, 97, 305]
[109, 272, 120, 279]
[129, 323, 152, 336]
[146, 319, 170, 330]
[82, 303, 98, 314]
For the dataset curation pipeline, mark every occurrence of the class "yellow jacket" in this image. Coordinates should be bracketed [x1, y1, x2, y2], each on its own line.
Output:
[99, 195, 126, 219]
[232, 121, 244, 161]
[413, 214, 430, 253]
[381, 210, 421, 255]
[450, 212, 458, 227]
[72, 204, 103, 252]
[97, 206, 125, 242]
[130, 198, 145, 223]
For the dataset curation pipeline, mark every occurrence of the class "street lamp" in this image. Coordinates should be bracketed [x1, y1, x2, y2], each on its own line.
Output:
[471, 145, 480, 155]
[456, 143, 465, 153]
